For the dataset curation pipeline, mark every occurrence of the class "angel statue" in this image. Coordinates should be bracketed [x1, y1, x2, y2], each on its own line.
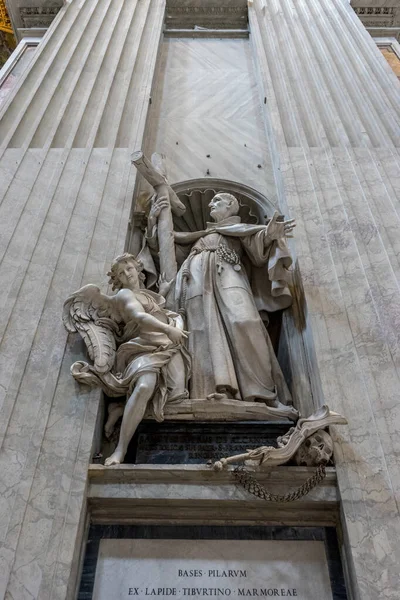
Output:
[63, 253, 191, 466]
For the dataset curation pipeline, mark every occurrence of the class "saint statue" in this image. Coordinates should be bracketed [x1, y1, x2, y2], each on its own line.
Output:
[144, 190, 297, 419]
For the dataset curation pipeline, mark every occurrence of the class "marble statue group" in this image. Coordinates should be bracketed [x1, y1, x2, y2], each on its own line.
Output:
[63, 152, 299, 465]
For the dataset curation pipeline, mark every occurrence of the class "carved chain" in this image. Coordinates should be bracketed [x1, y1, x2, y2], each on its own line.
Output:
[233, 464, 326, 502]
[216, 245, 241, 271]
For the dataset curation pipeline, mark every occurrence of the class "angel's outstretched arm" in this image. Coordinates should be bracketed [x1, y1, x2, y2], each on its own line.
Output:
[116, 289, 187, 345]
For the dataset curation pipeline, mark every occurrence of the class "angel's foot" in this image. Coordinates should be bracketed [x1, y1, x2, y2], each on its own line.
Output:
[104, 447, 125, 466]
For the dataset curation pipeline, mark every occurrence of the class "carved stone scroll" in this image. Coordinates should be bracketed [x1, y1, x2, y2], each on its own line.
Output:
[213, 405, 347, 470]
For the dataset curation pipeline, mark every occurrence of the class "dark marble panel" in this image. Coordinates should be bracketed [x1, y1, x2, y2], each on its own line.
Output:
[78, 538, 100, 600]
[324, 528, 348, 600]
[126, 421, 290, 465]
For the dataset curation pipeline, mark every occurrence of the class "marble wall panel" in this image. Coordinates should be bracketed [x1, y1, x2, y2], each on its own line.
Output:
[0, 0, 166, 598]
[0, 1, 400, 600]
[145, 36, 277, 202]
[251, 1, 400, 598]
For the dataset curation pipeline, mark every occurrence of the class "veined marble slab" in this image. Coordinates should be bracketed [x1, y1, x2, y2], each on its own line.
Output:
[144, 398, 297, 421]
[92, 539, 333, 600]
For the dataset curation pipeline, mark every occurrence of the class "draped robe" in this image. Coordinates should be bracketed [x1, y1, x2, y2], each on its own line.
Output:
[172, 215, 293, 405]
[71, 291, 190, 421]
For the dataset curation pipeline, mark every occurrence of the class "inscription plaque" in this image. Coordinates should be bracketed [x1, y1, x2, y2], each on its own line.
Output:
[127, 422, 289, 464]
[92, 539, 333, 599]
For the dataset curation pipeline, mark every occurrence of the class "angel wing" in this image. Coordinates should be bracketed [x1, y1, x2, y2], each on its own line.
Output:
[63, 284, 121, 374]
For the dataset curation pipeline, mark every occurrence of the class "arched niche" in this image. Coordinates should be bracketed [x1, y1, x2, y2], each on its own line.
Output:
[171, 178, 277, 230]
[128, 177, 318, 417]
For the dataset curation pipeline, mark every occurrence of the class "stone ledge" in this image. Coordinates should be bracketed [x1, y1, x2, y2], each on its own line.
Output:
[165, 0, 248, 30]
[144, 398, 298, 422]
[164, 28, 249, 38]
[88, 463, 336, 483]
[88, 465, 339, 526]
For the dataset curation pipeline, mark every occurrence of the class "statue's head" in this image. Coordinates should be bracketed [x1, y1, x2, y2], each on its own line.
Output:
[108, 253, 146, 291]
[209, 193, 239, 222]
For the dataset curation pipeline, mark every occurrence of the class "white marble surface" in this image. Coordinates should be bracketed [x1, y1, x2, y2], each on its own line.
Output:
[0, 1, 399, 599]
[145, 36, 277, 201]
[250, 1, 400, 598]
[0, 1, 166, 599]
[93, 539, 332, 600]
[87, 464, 338, 527]
[87, 465, 339, 526]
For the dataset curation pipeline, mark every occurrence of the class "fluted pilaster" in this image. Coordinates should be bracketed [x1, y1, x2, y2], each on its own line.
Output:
[251, 1, 400, 598]
[0, 1, 165, 598]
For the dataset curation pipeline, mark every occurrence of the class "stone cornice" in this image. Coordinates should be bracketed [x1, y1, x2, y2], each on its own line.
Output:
[165, 0, 248, 30]
[19, 5, 61, 28]
[88, 465, 338, 525]
[353, 7, 395, 16]
[352, 3, 400, 29]
[167, 6, 245, 14]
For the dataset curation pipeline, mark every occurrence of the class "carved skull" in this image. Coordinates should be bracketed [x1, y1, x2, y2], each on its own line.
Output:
[294, 429, 333, 466]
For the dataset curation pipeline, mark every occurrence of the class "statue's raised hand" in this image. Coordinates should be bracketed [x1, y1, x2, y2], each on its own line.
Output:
[147, 193, 170, 231]
[158, 271, 174, 298]
[266, 210, 296, 240]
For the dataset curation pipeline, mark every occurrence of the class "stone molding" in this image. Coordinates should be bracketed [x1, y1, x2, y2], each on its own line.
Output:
[167, 7, 245, 15]
[165, 0, 248, 30]
[355, 18, 395, 27]
[354, 7, 395, 16]
[352, 5, 399, 29]
[87, 464, 339, 525]
[19, 5, 60, 28]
